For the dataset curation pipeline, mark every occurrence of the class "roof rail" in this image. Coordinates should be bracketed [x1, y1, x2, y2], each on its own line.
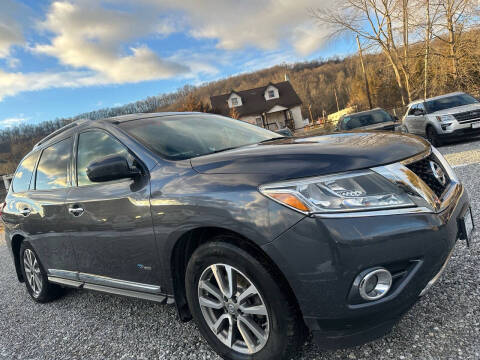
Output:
[34, 119, 90, 148]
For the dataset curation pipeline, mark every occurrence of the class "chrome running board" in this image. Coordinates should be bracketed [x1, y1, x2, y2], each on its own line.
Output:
[47, 276, 83, 288]
[47, 270, 173, 304]
[82, 283, 168, 303]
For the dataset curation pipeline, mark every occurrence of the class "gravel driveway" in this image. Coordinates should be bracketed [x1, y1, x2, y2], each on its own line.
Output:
[1, 139, 479, 360]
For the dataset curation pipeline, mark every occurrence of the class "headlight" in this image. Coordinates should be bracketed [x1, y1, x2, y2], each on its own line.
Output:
[436, 114, 455, 122]
[259, 170, 415, 214]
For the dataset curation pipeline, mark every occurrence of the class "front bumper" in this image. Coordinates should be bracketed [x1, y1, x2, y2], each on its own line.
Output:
[262, 183, 470, 349]
[439, 122, 480, 138]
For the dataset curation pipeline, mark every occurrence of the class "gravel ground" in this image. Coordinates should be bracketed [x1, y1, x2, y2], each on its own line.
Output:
[438, 137, 480, 155]
[1, 144, 479, 360]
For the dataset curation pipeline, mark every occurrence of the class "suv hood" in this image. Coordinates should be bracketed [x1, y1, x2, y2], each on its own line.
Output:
[431, 102, 480, 115]
[191, 132, 429, 180]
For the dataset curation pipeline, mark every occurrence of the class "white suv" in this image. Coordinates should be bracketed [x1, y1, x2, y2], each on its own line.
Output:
[402, 92, 480, 145]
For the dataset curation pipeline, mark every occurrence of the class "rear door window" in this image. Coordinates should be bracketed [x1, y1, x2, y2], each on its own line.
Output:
[12, 152, 39, 193]
[35, 138, 72, 190]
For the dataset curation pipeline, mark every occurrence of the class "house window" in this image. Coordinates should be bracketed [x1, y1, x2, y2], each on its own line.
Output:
[231, 97, 238, 106]
[255, 117, 263, 127]
[268, 90, 275, 98]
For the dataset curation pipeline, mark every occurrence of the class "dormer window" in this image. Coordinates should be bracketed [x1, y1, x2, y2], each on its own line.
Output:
[228, 93, 242, 108]
[264, 85, 279, 100]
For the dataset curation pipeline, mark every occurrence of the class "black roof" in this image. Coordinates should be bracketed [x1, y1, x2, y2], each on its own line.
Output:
[210, 81, 302, 117]
[343, 108, 386, 118]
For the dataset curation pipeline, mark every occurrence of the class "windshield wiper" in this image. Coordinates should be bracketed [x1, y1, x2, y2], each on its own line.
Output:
[208, 137, 287, 155]
[258, 136, 287, 144]
[209, 146, 241, 154]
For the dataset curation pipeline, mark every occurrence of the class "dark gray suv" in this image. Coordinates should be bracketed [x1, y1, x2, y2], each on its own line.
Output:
[2, 113, 474, 360]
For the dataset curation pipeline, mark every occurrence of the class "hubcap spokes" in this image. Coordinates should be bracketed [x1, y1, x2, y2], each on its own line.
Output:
[23, 249, 42, 297]
[198, 264, 270, 354]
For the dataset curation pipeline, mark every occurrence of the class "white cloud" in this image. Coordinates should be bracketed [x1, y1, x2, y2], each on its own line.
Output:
[0, 116, 28, 128]
[142, 0, 335, 56]
[33, 1, 188, 83]
[0, 0, 338, 102]
[0, 0, 27, 58]
[0, 69, 108, 102]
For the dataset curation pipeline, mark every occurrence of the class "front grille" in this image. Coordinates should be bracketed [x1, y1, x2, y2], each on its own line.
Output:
[453, 109, 480, 123]
[406, 155, 450, 198]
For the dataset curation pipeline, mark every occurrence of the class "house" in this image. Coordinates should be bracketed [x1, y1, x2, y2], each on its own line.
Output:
[210, 81, 304, 131]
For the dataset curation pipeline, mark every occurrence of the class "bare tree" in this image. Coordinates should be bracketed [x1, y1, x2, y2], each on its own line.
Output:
[424, 0, 432, 98]
[313, 0, 413, 105]
[432, 0, 478, 82]
[229, 106, 240, 119]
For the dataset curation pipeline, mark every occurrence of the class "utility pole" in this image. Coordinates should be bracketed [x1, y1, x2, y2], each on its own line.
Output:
[424, 0, 430, 99]
[334, 88, 340, 112]
[356, 35, 373, 109]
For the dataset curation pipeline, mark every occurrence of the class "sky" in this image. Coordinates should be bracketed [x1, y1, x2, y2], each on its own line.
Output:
[0, 0, 355, 129]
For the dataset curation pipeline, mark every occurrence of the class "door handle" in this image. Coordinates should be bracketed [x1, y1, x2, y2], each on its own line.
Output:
[68, 207, 84, 216]
[20, 208, 31, 217]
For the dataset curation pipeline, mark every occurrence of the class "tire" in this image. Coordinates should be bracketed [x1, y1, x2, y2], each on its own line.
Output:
[185, 239, 304, 360]
[19, 242, 64, 302]
[426, 126, 442, 146]
[400, 125, 409, 133]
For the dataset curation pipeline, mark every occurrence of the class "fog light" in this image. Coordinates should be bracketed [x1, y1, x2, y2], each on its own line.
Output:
[359, 268, 392, 301]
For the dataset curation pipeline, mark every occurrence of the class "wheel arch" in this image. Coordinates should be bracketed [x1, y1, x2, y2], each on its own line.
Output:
[424, 119, 440, 135]
[170, 226, 303, 324]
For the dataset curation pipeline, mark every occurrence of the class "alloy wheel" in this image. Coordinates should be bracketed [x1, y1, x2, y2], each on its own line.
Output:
[197, 264, 270, 354]
[23, 249, 43, 297]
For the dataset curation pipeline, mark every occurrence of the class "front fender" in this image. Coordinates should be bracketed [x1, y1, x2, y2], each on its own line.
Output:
[148, 164, 305, 294]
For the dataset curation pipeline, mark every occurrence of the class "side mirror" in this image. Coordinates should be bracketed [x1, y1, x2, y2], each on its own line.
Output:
[86, 155, 140, 183]
[414, 108, 425, 116]
[393, 116, 399, 122]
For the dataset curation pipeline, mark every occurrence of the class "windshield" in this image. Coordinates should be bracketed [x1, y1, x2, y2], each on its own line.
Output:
[119, 114, 281, 160]
[342, 110, 392, 130]
[425, 93, 479, 113]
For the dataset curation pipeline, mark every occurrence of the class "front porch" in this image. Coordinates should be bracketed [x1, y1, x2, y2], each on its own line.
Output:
[261, 105, 294, 131]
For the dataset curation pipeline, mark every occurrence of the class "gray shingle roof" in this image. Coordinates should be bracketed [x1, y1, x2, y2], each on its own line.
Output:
[210, 81, 302, 117]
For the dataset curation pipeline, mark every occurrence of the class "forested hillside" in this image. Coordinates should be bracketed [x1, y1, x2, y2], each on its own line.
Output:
[1, 25, 480, 174]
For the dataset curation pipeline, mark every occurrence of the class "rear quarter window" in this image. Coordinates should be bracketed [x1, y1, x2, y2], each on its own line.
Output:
[11, 152, 39, 193]
[35, 138, 72, 190]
